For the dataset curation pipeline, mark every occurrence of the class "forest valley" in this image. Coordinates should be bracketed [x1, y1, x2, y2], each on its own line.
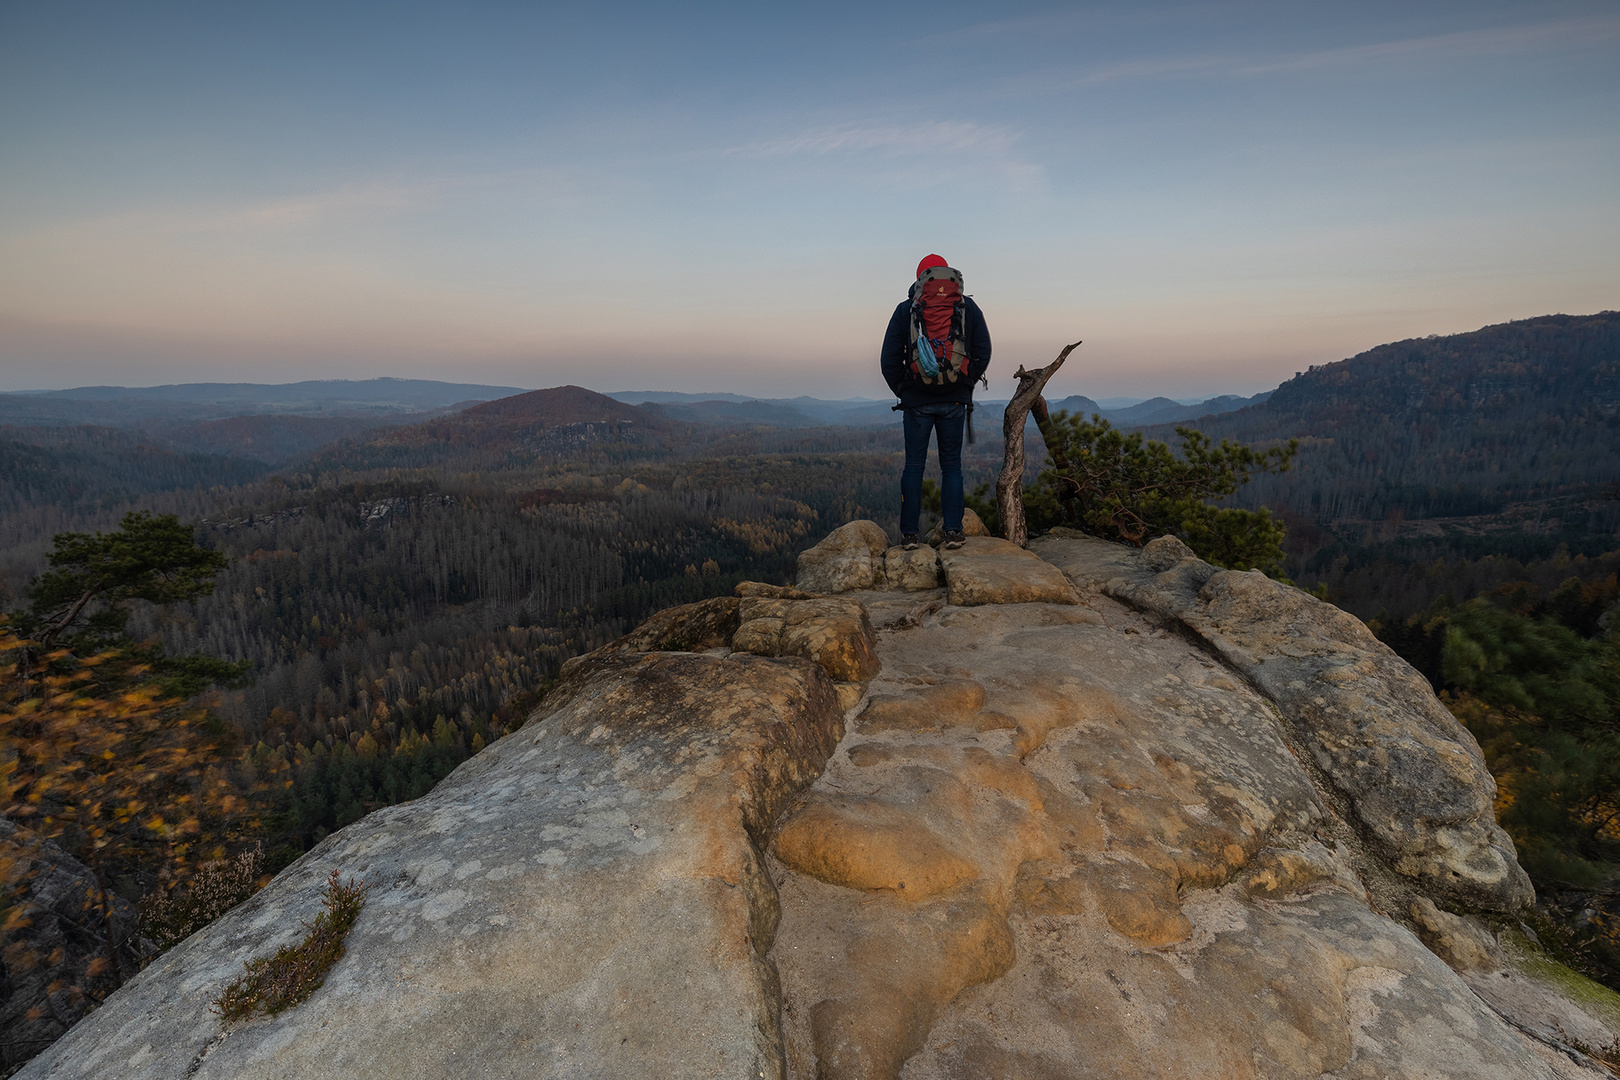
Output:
[2, 313, 1618, 1053]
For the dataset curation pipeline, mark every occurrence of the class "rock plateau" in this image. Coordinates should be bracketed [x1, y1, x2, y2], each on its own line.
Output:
[19, 524, 1620, 1080]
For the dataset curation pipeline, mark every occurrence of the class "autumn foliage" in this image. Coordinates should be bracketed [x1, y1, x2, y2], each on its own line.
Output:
[1, 627, 248, 878]
[1, 619, 258, 1059]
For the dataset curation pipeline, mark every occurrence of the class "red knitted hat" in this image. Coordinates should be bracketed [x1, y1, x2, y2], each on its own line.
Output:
[916, 253, 949, 278]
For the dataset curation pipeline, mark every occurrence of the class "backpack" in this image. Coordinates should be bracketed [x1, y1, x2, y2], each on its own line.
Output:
[908, 266, 973, 391]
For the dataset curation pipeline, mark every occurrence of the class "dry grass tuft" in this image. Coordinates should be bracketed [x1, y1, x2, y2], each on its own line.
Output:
[213, 869, 367, 1021]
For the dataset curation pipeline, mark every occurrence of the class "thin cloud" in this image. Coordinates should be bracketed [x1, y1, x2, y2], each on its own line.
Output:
[237, 183, 425, 227]
[993, 11, 1620, 97]
[8, 181, 443, 248]
[4, 162, 592, 247]
[730, 120, 1019, 158]
[1240, 13, 1620, 75]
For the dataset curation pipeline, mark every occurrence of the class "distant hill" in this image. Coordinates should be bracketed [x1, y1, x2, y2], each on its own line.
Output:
[1109, 392, 1272, 426]
[1042, 392, 1271, 426]
[609, 390, 759, 405]
[608, 391, 890, 427]
[320, 385, 683, 470]
[0, 378, 525, 426]
[638, 400, 822, 427]
[1180, 311, 1620, 544]
[1, 378, 1266, 437]
[461, 385, 663, 427]
[1045, 395, 1105, 418]
[0, 425, 271, 527]
[606, 389, 1266, 429]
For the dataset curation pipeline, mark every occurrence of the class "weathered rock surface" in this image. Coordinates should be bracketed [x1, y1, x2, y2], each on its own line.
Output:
[923, 506, 990, 546]
[795, 520, 891, 593]
[26, 528, 1614, 1080]
[768, 578, 1603, 1080]
[582, 583, 879, 688]
[733, 595, 880, 683]
[605, 593, 740, 651]
[19, 651, 848, 1080]
[1, 819, 153, 1075]
[881, 544, 941, 590]
[938, 535, 1079, 606]
[1031, 529, 1534, 912]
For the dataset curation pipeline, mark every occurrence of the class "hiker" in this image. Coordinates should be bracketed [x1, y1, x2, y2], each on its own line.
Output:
[880, 253, 992, 550]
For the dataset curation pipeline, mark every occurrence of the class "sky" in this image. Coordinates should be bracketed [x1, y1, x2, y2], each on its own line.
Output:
[1, 1, 1616, 401]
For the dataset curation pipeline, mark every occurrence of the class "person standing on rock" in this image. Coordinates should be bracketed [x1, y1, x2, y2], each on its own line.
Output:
[881, 253, 992, 551]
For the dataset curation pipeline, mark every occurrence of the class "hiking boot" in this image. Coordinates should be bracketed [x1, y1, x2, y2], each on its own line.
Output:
[943, 530, 966, 550]
[902, 532, 921, 551]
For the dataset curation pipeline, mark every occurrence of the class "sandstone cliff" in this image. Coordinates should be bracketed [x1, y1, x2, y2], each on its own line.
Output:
[18, 526, 1620, 1079]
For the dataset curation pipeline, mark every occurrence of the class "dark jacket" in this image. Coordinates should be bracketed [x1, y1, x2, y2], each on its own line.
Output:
[880, 294, 991, 409]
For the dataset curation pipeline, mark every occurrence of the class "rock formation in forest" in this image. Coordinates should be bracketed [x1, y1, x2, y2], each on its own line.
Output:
[18, 524, 1620, 1080]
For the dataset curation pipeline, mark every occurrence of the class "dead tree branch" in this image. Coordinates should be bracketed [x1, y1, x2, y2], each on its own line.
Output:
[997, 340, 1082, 548]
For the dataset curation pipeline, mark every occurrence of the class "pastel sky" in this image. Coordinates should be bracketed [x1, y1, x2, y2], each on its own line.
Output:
[2, 1, 1616, 400]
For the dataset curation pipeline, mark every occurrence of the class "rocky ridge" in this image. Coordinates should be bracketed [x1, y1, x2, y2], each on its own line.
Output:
[18, 524, 1620, 1079]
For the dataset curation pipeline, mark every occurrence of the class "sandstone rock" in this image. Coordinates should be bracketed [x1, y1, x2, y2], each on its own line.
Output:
[1, 819, 153, 1076]
[902, 888, 1600, 1080]
[831, 681, 866, 714]
[735, 581, 817, 600]
[1141, 531, 1198, 569]
[772, 600, 1333, 1078]
[19, 651, 844, 1080]
[795, 520, 891, 593]
[1032, 531, 1535, 913]
[855, 678, 986, 733]
[769, 579, 1594, 1080]
[586, 589, 882, 688]
[1462, 953, 1620, 1068]
[733, 596, 880, 683]
[1242, 841, 1367, 901]
[1410, 896, 1501, 972]
[773, 796, 979, 898]
[923, 506, 990, 546]
[938, 536, 1078, 606]
[29, 526, 1609, 1080]
[799, 883, 1014, 1080]
[601, 594, 740, 652]
[881, 545, 940, 590]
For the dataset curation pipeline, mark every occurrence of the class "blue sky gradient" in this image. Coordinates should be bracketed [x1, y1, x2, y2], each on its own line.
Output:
[2, 1, 1616, 399]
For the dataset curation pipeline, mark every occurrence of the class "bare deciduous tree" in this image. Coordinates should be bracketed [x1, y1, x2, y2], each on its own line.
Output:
[996, 341, 1082, 548]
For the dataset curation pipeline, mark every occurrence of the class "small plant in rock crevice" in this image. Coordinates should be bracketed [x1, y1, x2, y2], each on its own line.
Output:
[213, 869, 367, 1021]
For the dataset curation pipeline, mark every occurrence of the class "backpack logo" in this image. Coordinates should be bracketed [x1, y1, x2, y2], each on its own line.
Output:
[909, 266, 971, 390]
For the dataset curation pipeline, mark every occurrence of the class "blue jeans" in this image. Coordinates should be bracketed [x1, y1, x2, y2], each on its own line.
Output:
[900, 401, 965, 535]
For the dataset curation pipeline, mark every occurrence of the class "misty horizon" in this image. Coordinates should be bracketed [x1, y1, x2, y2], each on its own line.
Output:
[3, 1, 1615, 400]
[0, 375, 1259, 413]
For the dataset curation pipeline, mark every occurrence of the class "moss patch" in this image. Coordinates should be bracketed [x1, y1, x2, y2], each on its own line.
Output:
[214, 869, 368, 1021]
[1500, 926, 1620, 1034]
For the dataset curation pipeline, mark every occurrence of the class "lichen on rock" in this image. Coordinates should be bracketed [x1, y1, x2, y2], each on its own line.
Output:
[880, 544, 941, 590]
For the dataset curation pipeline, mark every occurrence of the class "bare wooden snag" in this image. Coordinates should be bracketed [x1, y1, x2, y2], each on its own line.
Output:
[997, 341, 1082, 548]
